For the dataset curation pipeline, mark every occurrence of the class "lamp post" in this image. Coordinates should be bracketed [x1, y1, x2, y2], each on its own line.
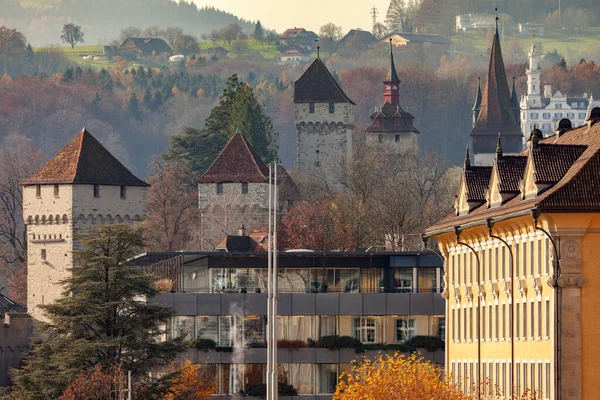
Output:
[267, 163, 279, 400]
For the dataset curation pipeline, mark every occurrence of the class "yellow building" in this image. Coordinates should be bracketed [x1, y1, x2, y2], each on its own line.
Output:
[425, 111, 600, 400]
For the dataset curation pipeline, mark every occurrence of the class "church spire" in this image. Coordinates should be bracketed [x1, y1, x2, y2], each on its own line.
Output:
[464, 146, 471, 170]
[496, 133, 503, 158]
[383, 38, 400, 105]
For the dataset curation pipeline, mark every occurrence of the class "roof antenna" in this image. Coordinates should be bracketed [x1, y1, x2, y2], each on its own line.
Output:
[495, 7, 499, 33]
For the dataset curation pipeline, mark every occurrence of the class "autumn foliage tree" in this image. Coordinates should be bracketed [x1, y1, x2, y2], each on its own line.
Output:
[163, 360, 215, 400]
[334, 352, 471, 400]
[280, 201, 356, 251]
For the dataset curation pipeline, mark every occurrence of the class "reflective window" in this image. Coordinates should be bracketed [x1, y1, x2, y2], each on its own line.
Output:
[417, 268, 437, 292]
[394, 268, 413, 293]
[196, 316, 219, 342]
[220, 316, 243, 347]
[317, 315, 337, 338]
[353, 316, 383, 344]
[395, 317, 417, 342]
[317, 364, 338, 394]
[244, 316, 266, 346]
[172, 316, 195, 341]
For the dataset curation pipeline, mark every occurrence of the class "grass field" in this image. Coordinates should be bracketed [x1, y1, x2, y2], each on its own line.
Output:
[199, 40, 280, 60]
[452, 27, 600, 62]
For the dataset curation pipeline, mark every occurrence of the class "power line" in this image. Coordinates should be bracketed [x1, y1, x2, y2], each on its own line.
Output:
[371, 5, 378, 29]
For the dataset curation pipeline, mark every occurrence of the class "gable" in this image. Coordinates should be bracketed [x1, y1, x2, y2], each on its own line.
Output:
[487, 164, 503, 207]
[456, 176, 470, 216]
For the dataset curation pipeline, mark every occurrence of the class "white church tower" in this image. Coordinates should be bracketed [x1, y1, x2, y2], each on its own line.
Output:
[22, 128, 149, 321]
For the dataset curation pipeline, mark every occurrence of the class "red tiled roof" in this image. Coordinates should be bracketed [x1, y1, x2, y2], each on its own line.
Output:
[198, 133, 270, 183]
[294, 58, 355, 104]
[216, 230, 269, 252]
[22, 128, 148, 187]
[496, 155, 526, 193]
[366, 102, 419, 134]
[465, 166, 492, 202]
[426, 121, 600, 234]
[470, 30, 521, 137]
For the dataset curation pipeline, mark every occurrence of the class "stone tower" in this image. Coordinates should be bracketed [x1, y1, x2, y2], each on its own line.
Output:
[198, 132, 299, 250]
[365, 39, 419, 154]
[22, 128, 149, 321]
[470, 25, 522, 166]
[294, 57, 355, 186]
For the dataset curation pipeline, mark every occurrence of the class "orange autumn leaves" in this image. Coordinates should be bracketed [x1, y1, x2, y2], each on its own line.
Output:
[163, 360, 215, 400]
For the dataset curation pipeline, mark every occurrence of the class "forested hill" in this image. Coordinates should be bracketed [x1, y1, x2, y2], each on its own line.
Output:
[2, 0, 254, 45]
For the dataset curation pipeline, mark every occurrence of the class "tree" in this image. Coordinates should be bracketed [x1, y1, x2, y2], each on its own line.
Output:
[145, 160, 200, 252]
[0, 139, 44, 303]
[127, 92, 142, 121]
[10, 225, 183, 399]
[143, 25, 163, 39]
[372, 22, 388, 39]
[208, 29, 221, 45]
[173, 34, 200, 55]
[163, 360, 215, 400]
[119, 26, 142, 43]
[334, 352, 472, 400]
[319, 22, 343, 42]
[220, 23, 242, 45]
[264, 30, 279, 45]
[163, 27, 184, 46]
[253, 20, 265, 41]
[280, 201, 356, 252]
[60, 23, 84, 49]
[231, 40, 249, 58]
[165, 74, 277, 176]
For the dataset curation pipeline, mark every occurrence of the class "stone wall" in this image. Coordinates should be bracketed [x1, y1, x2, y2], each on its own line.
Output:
[0, 313, 32, 386]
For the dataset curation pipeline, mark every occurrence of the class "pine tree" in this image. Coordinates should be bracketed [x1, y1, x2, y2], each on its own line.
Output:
[253, 20, 265, 41]
[385, 0, 409, 32]
[98, 68, 113, 92]
[10, 225, 183, 399]
[165, 74, 278, 177]
[127, 93, 142, 121]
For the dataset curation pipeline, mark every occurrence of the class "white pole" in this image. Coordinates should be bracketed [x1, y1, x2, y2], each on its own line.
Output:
[266, 164, 273, 400]
[271, 163, 279, 400]
[127, 370, 131, 400]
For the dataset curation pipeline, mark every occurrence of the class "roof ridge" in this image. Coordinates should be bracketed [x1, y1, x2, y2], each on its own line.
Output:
[72, 128, 88, 182]
[239, 133, 269, 180]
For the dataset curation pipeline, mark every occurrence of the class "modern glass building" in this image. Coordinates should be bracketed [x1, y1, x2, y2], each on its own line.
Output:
[131, 251, 445, 399]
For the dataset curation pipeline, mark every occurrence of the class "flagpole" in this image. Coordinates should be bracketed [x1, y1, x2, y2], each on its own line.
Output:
[266, 163, 273, 400]
[272, 163, 279, 400]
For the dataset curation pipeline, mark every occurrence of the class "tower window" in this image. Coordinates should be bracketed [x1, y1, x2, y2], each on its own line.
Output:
[216, 183, 223, 194]
[93, 184, 100, 198]
[36, 185, 41, 198]
[395, 135, 400, 142]
[54, 184, 59, 197]
[309, 103, 315, 113]
[41, 249, 47, 261]
[120, 185, 127, 199]
[329, 103, 335, 114]
[241, 183, 248, 194]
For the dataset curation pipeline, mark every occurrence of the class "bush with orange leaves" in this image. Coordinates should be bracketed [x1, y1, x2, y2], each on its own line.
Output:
[334, 352, 472, 400]
[162, 360, 215, 400]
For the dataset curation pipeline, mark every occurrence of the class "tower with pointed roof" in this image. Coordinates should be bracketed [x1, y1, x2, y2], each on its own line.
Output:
[470, 15, 522, 166]
[22, 128, 149, 321]
[198, 131, 299, 249]
[294, 55, 355, 185]
[472, 77, 482, 128]
[366, 39, 419, 154]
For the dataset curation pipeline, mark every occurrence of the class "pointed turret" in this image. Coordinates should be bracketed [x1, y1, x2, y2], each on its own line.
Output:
[383, 38, 401, 105]
[469, 13, 522, 166]
[496, 133, 503, 159]
[464, 146, 471, 170]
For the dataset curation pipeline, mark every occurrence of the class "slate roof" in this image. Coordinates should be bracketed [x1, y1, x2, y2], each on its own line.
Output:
[384, 39, 400, 83]
[120, 38, 171, 55]
[0, 293, 27, 316]
[294, 58, 355, 104]
[470, 30, 521, 137]
[425, 115, 600, 234]
[22, 128, 148, 187]
[496, 155, 527, 193]
[282, 28, 318, 39]
[198, 133, 270, 183]
[338, 29, 377, 48]
[464, 165, 492, 202]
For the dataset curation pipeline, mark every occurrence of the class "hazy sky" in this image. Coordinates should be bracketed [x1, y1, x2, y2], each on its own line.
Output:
[193, 0, 392, 33]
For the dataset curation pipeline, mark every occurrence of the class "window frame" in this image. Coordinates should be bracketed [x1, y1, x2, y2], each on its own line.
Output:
[216, 182, 224, 194]
[93, 184, 100, 198]
[120, 185, 127, 199]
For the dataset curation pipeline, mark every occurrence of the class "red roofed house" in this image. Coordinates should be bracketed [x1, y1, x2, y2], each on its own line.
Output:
[198, 131, 299, 250]
[281, 27, 319, 47]
[22, 128, 149, 321]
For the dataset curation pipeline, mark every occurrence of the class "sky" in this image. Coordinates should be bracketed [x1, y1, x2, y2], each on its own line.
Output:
[192, 0, 392, 33]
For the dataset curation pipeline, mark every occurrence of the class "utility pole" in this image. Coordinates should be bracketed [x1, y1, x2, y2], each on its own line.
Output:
[371, 5, 378, 30]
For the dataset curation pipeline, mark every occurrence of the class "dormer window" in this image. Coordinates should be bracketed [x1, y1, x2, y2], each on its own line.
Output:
[93, 184, 100, 198]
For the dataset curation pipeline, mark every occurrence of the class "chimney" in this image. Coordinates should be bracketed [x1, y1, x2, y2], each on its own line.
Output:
[544, 85, 552, 98]
[238, 224, 246, 236]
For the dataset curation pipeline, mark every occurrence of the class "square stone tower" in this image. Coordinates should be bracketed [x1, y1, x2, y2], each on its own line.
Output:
[198, 131, 299, 250]
[22, 128, 149, 321]
[294, 58, 355, 186]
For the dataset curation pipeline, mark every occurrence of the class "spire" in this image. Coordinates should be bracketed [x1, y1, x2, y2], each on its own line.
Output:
[384, 38, 400, 83]
[472, 77, 482, 111]
[496, 133, 503, 158]
[317, 46, 320, 59]
[495, 7, 499, 33]
[464, 146, 471, 170]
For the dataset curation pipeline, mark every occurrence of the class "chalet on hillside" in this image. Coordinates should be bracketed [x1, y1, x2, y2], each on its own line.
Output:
[281, 27, 319, 47]
[376, 33, 451, 52]
[338, 29, 377, 51]
[200, 46, 230, 60]
[277, 45, 312, 66]
[118, 38, 171, 59]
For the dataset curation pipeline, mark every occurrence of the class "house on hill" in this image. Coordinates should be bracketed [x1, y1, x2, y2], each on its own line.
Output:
[118, 38, 172, 59]
[277, 45, 312, 66]
[200, 46, 230, 61]
[281, 27, 319, 47]
[377, 32, 451, 52]
[338, 29, 377, 51]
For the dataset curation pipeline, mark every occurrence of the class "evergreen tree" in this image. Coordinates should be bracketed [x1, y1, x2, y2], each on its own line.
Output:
[61, 67, 73, 83]
[143, 88, 153, 110]
[127, 93, 142, 121]
[92, 91, 101, 105]
[253, 20, 265, 41]
[165, 73, 277, 177]
[10, 225, 183, 399]
[98, 68, 113, 92]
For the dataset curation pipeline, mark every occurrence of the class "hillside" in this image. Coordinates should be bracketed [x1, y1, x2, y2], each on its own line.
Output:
[2, 0, 254, 46]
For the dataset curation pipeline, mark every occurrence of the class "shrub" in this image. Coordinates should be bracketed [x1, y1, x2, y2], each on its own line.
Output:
[277, 339, 308, 349]
[408, 336, 445, 352]
[191, 338, 217, 351]
[246, 382, 298, 396]
[315, 335, 361, 350]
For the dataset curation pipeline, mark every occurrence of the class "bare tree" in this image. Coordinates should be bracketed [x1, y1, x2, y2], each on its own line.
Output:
[208, 29, 221, 45]
[0, 136, 44, 303]
[144, 159, 199, 252]
[143, 25, 163, 39]
[119, 26, 142, 43]
[319, 22, 343, 42]
[163, 27, 184, 46]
